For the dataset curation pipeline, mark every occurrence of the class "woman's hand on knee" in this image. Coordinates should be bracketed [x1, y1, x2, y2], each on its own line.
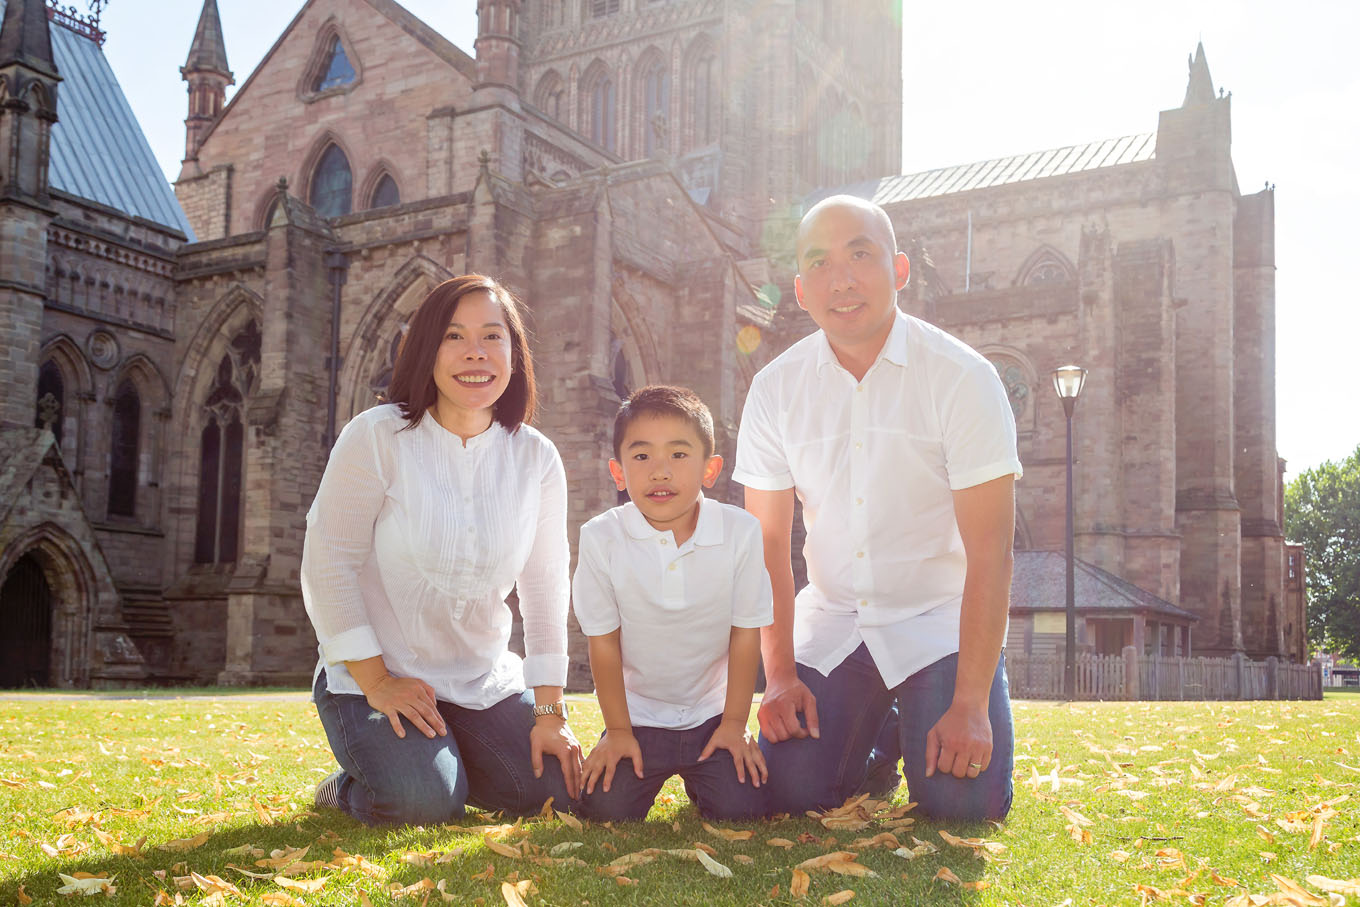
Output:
[531, 718, 584, 800]
[366, 674, 447, 739]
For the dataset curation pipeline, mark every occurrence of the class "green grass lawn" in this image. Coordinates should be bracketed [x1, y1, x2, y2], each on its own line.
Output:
[1, 694, 1357, 905]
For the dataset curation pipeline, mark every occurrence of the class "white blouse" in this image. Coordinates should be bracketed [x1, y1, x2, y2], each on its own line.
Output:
[301, 404, 570, 709]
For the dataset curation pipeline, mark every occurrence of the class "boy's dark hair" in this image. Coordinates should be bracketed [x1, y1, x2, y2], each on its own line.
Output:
[386, 274, 536, 432]
[613, 385, 715, 459]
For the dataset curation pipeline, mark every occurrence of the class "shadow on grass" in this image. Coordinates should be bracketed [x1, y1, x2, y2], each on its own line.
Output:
[1, 799, 1000, 906]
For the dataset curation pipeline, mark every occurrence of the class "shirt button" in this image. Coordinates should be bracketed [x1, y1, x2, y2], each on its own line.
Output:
[857, 551, 865, 558]
[856, 385, 864, 393]
[859, 599, 868, 607]
[856, 497, 864, 505]
[855, 441, 863, 449]
[668, 563, 677, 571]
[659, 538, 668, 546]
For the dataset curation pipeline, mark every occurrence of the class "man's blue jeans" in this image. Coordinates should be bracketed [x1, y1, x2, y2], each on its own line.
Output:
[313, 670, 575, 825]
[578, 714, 769, 821]
[759, 646, 1013, 821]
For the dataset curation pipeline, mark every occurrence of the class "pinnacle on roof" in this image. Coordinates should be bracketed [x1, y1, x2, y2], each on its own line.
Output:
[0, 0, 57, 77]
[183, 0, 232, 80]
[1183, 41, 1215, 107]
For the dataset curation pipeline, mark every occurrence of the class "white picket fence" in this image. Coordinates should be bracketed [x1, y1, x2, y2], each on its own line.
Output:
[1006, 648, 1322, 701]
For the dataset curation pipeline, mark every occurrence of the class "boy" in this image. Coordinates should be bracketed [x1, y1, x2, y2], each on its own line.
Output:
[572, 385, 773, 821]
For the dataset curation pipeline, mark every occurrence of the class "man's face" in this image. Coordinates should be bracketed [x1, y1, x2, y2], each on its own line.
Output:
[794, 201, 909, 355]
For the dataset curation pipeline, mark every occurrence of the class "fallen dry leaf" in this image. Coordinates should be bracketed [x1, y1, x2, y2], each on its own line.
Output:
[484, 837, 522, 859]
[791, 868, 811, 898]
[767, 838, 796, 849]
[703, 821, 754, 841]
[1307, 876, 1360, 896]
[696, 849, 734, 878]
[259, 894, 306, 907]
[934, 866, 961, 885]
[17, 885, 32, 905]
[556, 810, 583, 831]
[1270, 874, 1328, 906]
[56, 873, 116, 897]
[797, 851, 859, 872]
[274, 875, 327, 893]
[822, 891, 854, 905]
[501, 880, 530, 907]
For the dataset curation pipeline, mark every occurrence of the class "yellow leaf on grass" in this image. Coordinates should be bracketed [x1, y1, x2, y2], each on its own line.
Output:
[822, 891, 855, 905]
[484, 837, 522, 859]
[1270, 874, 1328, 906]
[549, 841, 583, 856]
[608, 849, 662, 872]
[275, 875, 327, 893]
[791, 868, 811, 898]
[767, 838, 797, 849]
[556, 809, 583, 831]
[797, 851, 860, 872]
[1059, 805, 1093, 826]
[260, 894, 306, 907]
[502, 880, 529, 907]
[93, 829, 146, 857]
[16, 884, 32, 905]
[820, 815, 870, 831]
[614, 876, 637, 886]
[696, 849, 734, 878]
[471, 863, 496, 880]
[1255, 826, 1276, 844]
[826, 859, 876, 878]
[1309, 812, 1327, 850]
[1307, 876, 1360, 896]
[934, 867, 961, 885]
[702, 822, 754, 841]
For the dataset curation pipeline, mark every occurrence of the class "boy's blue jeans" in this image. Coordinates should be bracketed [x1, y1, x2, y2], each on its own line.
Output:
[578, 714, 769, 821]
[759, 645, 1014, 821]
[312, 670, 575, 826]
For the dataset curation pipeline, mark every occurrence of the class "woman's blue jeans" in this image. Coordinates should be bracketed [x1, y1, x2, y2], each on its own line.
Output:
[313, 670, 574, 825]
[759, 646, 1014, 821]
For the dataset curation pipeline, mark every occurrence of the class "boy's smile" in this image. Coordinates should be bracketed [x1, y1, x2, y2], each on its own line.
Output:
[609, 413, 723, 546]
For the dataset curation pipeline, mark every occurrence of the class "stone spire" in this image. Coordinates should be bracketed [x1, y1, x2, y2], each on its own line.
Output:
[0, 0, 57, 78]
[1183, 41, 1215, 107]
[181, 0, 234, 163]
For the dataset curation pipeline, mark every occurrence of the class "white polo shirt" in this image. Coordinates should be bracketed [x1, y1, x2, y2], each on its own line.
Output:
[733, 309, 1022, 689]
[572, 496, 773, 730]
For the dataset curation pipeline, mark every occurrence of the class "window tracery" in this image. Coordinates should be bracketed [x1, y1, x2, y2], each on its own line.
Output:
[194, 321, 260, 565]
[310, 144, 352, 218]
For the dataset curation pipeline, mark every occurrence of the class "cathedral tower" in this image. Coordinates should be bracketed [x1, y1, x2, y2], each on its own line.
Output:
[180, 0, 233, 164]
[474, 0, 521, 96]
[0, 0, 60, 428]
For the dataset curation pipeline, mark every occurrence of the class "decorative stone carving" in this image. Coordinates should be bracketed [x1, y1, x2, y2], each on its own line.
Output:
[86, 330, 119, 369]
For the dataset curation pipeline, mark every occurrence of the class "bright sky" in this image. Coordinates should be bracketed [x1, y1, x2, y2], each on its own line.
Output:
[94, 0, 1359, 478]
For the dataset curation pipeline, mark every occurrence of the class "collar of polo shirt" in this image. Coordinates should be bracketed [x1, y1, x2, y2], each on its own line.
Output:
[620, 492, 725, 547]
[814, 307, 912, 377]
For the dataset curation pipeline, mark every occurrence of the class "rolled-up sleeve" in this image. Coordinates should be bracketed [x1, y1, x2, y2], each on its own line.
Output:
[301, 413, 388, 665]
[732, 375, 794, 491]
[516, 441, 570, 689]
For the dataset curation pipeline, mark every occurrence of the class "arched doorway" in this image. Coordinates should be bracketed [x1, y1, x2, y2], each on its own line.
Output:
[0, 553, 52, 688]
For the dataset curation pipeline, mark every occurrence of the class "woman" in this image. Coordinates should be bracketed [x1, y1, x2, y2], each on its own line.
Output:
[301, 274, 583, 825]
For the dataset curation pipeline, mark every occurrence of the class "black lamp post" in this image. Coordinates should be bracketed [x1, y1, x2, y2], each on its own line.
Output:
[1052, 365, 1087, 699]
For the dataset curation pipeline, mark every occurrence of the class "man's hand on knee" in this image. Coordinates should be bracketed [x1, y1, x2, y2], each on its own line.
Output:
[924, 701, 992, 779]
[757, 677, 820, 743]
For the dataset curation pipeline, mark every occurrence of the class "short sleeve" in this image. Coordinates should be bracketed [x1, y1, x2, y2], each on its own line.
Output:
[941, 359, 1024, 490]
[571, 521, 622, 637]
[732, 372, 794, 491]
[730, 515, 774, 629]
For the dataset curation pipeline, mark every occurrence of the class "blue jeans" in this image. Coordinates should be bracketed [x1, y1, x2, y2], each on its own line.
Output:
[760, 646, 1013, 821]
[579, 715, 769, 821]
[313, 670, 574, 826]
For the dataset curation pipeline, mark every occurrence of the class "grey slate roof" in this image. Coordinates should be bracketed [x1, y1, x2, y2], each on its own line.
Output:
[825, 133, 1156, 207]
[0, 0, 194, 237]
[1010, 550, 1198, 621]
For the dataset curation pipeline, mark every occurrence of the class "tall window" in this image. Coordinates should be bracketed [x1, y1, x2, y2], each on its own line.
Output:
[195, 322, 260, 564]
[35, 360, 64, 444]
[589, 0, 620, 18]
[314, 37, 356, 92]
[370, 174, 400, 209]
[107, 379, 140, 517]
[310, 144, 352, 218]
[535, 72, 565, 121]
[691, 53, 719, 147]
[642, 59, 670, 157]
[590, 76, 616, 152]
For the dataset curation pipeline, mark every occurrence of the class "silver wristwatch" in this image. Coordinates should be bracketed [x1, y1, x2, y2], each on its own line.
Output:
[531, 700, 569, 720]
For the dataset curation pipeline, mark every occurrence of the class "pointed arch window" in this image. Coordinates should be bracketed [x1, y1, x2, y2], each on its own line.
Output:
[589, 76, 616, 152]
[1025, 259, 1070, 286]
[370, 174, 400, 209]
[195, 322, 260, 564]
[369, 328, 407, 402]
[642, 59, 670, 157]
[107, 380, 141, 517]
[314, 36, 357, 92]
[35, 360, 64, 445]
[691, 52, 719, 147]
[310, 144, 352, 218]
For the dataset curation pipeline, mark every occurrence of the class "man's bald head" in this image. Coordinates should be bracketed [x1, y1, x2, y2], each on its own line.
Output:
[797, 195, 898, 260]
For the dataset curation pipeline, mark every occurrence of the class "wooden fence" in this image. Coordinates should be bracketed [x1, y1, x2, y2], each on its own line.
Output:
[1006, 648, 1323, 701]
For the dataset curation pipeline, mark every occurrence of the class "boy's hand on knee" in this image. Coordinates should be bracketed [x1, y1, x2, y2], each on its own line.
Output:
[699, 720, 768, 788]
[583, 729, 643, 795]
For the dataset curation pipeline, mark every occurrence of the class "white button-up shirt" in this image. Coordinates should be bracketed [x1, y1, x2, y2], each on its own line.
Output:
[572, 496, 773, 730]
[733, 310, 1022, 688]
[301, 404, 570, 708]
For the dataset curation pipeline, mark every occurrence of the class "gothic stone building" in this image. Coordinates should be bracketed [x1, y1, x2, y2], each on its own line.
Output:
[0, 0, 1301, 689]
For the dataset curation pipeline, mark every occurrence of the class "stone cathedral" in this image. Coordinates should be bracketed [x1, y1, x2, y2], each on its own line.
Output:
[0, 0, 1302, 689]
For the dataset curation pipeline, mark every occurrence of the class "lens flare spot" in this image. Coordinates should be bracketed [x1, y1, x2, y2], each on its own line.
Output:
[757, 282, 782, 309]
[737, 325, 762, 355]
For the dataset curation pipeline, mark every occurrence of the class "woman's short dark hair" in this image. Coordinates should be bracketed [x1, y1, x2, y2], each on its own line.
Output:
[385, 275, 536, 432]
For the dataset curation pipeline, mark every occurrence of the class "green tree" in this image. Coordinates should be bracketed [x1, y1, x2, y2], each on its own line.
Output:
[1284, 444, 1360, 661]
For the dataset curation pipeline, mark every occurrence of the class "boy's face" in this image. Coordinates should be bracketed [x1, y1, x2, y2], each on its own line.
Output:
[608, 413, 722, 538]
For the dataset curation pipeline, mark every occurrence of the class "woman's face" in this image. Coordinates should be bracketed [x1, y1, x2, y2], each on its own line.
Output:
[430, 289, 513, 423]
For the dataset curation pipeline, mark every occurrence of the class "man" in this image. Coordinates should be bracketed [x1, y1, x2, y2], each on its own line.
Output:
[732, 195, 1020, 820]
